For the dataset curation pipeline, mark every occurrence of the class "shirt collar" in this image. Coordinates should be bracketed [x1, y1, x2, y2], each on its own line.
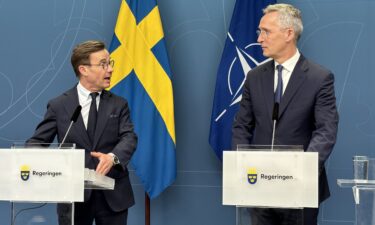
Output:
[77, 82, 102, 100]
[274, 49, 301, 73]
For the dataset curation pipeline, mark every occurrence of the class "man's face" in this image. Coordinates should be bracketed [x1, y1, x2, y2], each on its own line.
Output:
[79, 49, 113, 92]
[257, 12, 290, 61]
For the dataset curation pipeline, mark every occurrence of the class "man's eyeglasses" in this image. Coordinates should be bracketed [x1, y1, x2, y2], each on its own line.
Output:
[257, 28, 291, 39]
[84, 59, 114, 70]
[256, 29, 270, 39]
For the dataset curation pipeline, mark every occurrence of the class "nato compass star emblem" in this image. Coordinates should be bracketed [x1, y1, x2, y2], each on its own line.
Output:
[214, 32, 271, 122]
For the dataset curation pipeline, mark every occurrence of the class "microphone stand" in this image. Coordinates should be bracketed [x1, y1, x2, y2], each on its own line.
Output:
[271, 103, 279, 152]
[59, 105, 82, 149]
[59, 121, 75, 148]
[271, 120, 277, 151]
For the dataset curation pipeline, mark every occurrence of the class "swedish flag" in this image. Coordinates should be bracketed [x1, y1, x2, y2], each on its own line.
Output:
[109, 0, 176, 199]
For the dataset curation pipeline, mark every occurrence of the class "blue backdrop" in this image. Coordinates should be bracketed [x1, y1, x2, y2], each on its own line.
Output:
[0, 0, 372, 224]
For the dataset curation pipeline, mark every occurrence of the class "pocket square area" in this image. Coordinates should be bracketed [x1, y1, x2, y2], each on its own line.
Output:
[109, 114, 118, 118]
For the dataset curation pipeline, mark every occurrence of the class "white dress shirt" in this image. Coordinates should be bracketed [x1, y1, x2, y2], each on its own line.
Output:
[76, 82, 101, 129]
[274, 49, 301, 95]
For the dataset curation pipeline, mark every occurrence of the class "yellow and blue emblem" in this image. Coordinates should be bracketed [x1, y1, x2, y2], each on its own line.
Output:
[247, 168, 257, 184]
[20, 165, 30, 181]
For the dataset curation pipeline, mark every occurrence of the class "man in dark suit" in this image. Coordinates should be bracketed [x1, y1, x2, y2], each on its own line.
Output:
[27, 40, 137, 225]
[232, 4, 339, 225]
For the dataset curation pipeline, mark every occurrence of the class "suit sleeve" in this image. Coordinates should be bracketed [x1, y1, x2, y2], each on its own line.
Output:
[231, 73, 256, 150]
[26, 101, 58, 145]
[307, 72, 339, 167]
[111, 100, 137, 170]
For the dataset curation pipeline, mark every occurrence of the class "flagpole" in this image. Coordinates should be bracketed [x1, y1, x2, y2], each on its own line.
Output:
[145, 193, 150, 225]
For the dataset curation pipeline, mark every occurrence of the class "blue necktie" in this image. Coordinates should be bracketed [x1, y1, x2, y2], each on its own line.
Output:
[87, 92, 99, 143]
[275, 65, 283, 103]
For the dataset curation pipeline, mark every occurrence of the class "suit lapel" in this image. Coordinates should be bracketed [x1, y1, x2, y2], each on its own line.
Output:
[63, 87, 91, 149]
[278, 55, 308, 118]
[93, 91, 111, 149]
[260, 61, 275, 126]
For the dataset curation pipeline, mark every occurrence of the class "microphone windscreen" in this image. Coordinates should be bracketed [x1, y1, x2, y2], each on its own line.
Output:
[71, 105, 82, 122]
[272, 103, 279, 121]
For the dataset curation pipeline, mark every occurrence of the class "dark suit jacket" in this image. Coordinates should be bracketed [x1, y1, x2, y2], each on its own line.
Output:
[27, 86, 138, 212]
[232, 55, 339, 203]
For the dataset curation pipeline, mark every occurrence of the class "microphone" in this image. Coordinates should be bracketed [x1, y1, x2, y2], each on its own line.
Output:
[59, 105, 82, 148]
[272, 103, 279, 121]
[71, 105, 82, 122]
[271, 103, 279, 151]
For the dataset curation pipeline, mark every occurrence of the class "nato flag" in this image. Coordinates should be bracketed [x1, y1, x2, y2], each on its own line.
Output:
[209, 0, 276, 160]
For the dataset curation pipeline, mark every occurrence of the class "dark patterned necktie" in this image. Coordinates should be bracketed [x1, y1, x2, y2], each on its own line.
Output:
[275, 65, 283, 103]
[87, 92, 99, 143]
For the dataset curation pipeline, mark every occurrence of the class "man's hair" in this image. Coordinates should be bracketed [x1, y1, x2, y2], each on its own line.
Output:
[71, 40, 106, 77]
[263, 3, 303, 41]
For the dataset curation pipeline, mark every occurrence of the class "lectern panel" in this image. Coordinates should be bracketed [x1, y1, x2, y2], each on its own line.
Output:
[0, 148, 85, 202]
[223, 151, 318, 208]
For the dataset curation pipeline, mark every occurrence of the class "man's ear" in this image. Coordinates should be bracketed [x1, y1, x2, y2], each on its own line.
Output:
[78, 65, 88, 77]
[285, 28, 295, 43]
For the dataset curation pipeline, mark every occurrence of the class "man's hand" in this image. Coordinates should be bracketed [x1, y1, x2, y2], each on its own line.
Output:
[90, 151, 113, 175]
